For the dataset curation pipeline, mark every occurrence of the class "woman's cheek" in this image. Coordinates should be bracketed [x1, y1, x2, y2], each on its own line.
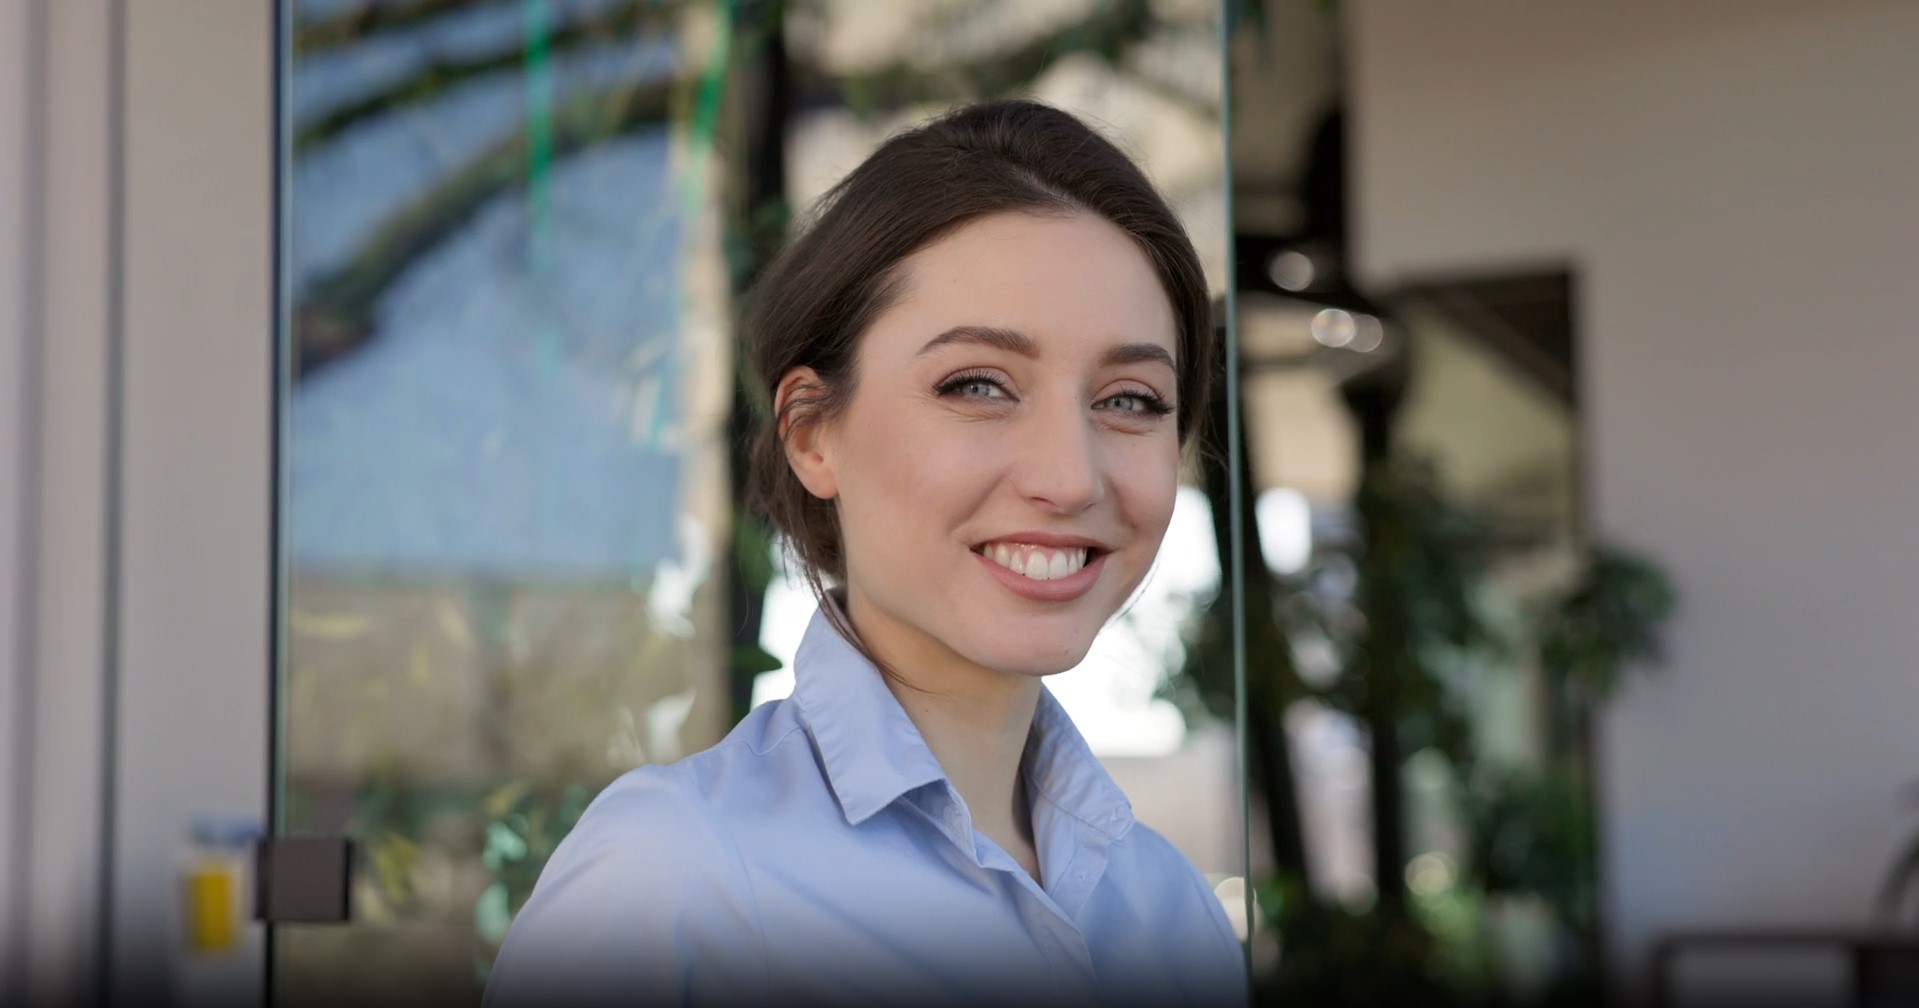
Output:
[1118, 437, 1181, 521]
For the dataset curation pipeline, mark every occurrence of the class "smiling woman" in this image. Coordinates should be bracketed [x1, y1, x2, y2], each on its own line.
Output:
[483, 100, 1243, 1008]
[781, 208, 1190, 677]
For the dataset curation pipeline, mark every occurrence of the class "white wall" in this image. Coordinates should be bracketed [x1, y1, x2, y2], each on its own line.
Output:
[1348, 0, 1919, 992]
[110, 1, 275, 1001]
[0, 0, 33, 988]
[6, 1, 117, 1005]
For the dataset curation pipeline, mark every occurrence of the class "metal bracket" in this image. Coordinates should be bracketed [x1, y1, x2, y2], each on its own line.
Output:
[253, 835, 354, 924]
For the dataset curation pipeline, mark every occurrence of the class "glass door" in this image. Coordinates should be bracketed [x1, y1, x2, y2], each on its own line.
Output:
[273, 2, 1246, 1004]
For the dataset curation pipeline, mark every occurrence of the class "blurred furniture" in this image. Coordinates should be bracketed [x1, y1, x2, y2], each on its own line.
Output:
[1653, 929, 1919, 1008]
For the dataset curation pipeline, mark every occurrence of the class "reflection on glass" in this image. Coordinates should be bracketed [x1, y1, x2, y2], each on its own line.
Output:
[278, 1, 1232, 1003]
[282, 3, 731, 1002]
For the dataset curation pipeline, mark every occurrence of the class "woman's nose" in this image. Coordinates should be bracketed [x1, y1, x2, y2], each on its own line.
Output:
[1011, 407, 1105, 515]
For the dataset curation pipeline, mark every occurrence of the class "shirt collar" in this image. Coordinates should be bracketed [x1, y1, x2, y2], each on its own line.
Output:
[791, 594, 1134, 841]
[1024, 685, 1135, 842]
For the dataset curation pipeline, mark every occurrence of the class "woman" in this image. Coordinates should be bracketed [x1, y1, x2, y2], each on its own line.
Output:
[485, 99, 1247, 1008]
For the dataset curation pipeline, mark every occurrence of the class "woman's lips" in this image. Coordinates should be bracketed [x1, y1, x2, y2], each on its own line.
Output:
[973, 546, 1108, 602]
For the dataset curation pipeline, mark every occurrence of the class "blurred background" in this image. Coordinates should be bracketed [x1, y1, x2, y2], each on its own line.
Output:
[3, 1, 1917, 1006]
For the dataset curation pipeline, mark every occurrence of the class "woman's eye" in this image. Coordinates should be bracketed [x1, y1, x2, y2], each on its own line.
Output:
[938, 374, 1010, 399]
[1097, 390, 1173, 416]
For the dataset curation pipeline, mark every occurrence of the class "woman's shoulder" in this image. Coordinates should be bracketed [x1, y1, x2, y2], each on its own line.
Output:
[566, 762, 719, 850]
[581, 695, 787, 792]
[540, 699, 819, 880]
[514, 762, 743, 923]
[485, 758, 772, 1005]
[1105, 817, 1189, 864]
[1109, 819, 1209, 886]
[1108, 820, 1239, 933]
[1102, 821, 1249, 995]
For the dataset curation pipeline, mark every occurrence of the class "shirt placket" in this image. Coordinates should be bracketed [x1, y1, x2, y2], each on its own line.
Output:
[920, 785, 1103, 992]
[1001, 866, 1099, 1002]
[1011, 820, 1113, 992]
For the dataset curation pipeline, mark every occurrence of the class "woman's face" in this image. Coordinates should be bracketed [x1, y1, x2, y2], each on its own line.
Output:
[786, 210, 1183, 679]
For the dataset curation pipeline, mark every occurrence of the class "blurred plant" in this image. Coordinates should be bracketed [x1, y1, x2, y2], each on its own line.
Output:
[1341, 458, 1509, 913]
[1182, 442, 1675, 1004]
[1255, 871, 1467, 1008]
[1539, 547, 1678, 741]
[472, 779, 595, 980]
[351, 763, 433, 915]
[1531, 544, 1675, 985]
[1462, 767, 1594, 923]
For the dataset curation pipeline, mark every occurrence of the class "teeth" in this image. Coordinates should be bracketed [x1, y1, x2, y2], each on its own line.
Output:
[979, 543, 1092, 581]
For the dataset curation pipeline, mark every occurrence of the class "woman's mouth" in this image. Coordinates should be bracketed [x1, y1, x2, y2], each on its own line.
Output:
[970, 539, 1110, 601]
[977, 542, 1093, 581]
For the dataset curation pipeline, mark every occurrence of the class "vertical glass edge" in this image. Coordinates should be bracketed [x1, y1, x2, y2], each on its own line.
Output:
[266, 0, 292, 997]
[1217, 0, 1254, 993]
[98, 0, 128, 1001]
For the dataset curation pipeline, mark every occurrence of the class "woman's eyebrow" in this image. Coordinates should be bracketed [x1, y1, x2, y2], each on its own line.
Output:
[916, 325, 1037, 358]
[1101, 343, 1175, 370]
[916, 325, 1176, 370]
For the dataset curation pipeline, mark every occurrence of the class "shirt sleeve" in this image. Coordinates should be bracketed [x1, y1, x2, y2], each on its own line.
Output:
[481, 766, 769, 1008]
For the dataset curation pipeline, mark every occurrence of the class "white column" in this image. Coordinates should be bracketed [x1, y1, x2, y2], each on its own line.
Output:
[112, 0, 275, 1002]
[14, 0, 117, 1005]
[0, 0, 36, 989]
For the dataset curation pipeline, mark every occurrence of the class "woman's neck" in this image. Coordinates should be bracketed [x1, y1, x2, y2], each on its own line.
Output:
[842, 587, 1042, 848]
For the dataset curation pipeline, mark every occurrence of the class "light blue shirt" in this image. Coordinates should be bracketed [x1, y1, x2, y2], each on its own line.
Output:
[484, 600, 1249, 1007]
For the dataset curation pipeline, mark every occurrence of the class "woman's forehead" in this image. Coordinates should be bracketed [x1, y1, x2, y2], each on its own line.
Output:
[866, 212, 1179, 364]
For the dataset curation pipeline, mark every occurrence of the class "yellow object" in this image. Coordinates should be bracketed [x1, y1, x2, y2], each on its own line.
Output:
[184, 861, 239, 952]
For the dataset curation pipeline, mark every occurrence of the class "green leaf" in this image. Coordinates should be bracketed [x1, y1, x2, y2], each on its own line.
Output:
[475, 881, 512, 944]
[731, 641, 783, 677]
[483, 820, 528, 872]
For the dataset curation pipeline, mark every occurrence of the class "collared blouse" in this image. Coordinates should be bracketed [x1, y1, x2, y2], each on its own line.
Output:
[484, 600, 1248, 1008]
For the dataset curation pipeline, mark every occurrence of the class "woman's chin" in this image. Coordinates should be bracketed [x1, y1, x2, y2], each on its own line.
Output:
[962, 635, 1096, 679]
[950, 592, 1135, 678]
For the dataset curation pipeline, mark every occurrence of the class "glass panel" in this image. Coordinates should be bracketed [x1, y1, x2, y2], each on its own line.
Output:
[276, 1, 1240, 1004]
[277, 2, 734, 1002]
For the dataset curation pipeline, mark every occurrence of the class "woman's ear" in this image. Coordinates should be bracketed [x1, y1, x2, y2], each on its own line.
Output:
[774, 367, 839, 501]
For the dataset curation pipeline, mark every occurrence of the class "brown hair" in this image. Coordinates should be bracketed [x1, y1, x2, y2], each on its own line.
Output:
[743, 98, 1214, 669]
